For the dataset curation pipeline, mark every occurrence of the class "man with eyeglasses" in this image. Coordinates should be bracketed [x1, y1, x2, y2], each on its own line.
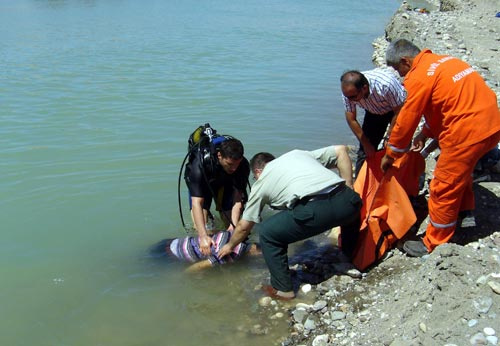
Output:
[218, 145, 361, 300]
[340, 69, 407, 176]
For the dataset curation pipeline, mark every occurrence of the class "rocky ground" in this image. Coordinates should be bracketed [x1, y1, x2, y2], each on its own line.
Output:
[372, 0, 500, 97]
[257, 1, 500, 345]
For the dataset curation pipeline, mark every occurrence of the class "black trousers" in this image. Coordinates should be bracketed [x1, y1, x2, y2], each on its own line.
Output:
[355, 110, 395, 176]
[258, 186, 362, 292]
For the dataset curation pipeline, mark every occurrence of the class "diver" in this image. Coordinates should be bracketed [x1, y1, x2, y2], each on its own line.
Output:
[181, 124, 250, 257]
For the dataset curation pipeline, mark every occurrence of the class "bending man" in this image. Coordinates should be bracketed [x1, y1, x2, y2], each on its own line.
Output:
[185, 137, 250, 256]
[340, 69, 406, 176]
[381, 39, 500, 257]
[218, 145, 361, 300]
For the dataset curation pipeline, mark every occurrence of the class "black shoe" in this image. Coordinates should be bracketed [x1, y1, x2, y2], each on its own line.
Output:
[459, 210, 476, 228]
[403, 240, 429, 257]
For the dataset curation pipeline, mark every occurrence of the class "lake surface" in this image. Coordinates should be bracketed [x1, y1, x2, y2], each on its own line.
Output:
[1, 0, 400, 344]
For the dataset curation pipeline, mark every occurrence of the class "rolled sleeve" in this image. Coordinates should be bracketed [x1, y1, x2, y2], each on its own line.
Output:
[311, 146, 338, 168]
[241, 182, 268, 223]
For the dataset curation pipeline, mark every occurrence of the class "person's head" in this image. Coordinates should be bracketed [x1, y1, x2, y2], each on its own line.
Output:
[386, 39, 421, 77]
[249, 152, 275, 180]
[340, 71, 370, 102]
[217, 138, 244, 174]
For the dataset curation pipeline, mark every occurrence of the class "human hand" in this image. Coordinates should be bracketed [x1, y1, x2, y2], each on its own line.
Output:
[218, 244, 233, 259]
[411, 133, 427, 152]
[380, 154, 395, 173]
[199, 235, 214, 256]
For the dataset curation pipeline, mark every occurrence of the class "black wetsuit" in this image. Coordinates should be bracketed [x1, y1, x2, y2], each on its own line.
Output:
[184, 150, 249, 211]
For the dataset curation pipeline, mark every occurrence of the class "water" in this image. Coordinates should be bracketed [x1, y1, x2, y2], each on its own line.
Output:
[1, 0, 399, 344]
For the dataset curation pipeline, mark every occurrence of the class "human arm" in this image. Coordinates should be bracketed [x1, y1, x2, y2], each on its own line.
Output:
[312, 145, 352, 184]
[227, 158, 250, 231]
[218, 219, 255, 259]
[381, 104, 413, 172]
[185, 156, 214, 255]
[185, 259, 213, 273]
[384, 70, 407, 138]
[345, 110, 376, 158]
[227, 190, 244, 231]
[386, 104, 403, 139]
[384, 77, 430, 163]
[382, 105, 424, 173]
[334, 145, 353, 188]
[191, 196, 214, 256]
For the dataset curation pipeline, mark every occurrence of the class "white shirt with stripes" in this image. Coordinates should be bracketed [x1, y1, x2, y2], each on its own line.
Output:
[343, 68, 406, 115]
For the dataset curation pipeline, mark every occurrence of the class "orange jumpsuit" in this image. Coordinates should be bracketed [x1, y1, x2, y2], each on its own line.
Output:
[386, 49, 500, 251]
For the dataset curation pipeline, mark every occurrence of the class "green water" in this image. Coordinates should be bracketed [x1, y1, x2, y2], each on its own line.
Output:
[1, 0, 399, 344]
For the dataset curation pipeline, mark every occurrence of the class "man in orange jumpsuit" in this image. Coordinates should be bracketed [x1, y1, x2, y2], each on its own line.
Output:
[380, 39, 500, 257]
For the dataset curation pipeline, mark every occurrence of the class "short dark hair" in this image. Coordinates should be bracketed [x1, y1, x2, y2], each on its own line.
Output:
[219, 138, 244, 160]
[340, 70, 369, 90]
[250, 152, 275, 171]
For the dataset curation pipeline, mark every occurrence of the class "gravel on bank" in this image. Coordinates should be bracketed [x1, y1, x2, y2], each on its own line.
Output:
[265, 1, 500, 345]
[372, 0, 499, 100]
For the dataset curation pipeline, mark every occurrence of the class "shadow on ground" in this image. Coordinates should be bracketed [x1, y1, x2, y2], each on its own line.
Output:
[404, 172, 500, 246]
[288, 237, 360, 291]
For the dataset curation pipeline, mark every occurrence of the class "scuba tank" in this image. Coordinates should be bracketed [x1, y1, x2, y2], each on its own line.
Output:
[177, 123, 232, 230]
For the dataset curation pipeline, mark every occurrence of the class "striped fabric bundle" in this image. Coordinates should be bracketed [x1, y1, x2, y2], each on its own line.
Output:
[169, 230, 250, 265]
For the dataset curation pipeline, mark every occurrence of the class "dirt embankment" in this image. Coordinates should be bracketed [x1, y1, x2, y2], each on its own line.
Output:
[274, 1, 500, 345]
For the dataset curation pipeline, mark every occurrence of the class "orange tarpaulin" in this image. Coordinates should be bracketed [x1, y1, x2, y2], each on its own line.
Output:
[352, 150, 425, 270]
